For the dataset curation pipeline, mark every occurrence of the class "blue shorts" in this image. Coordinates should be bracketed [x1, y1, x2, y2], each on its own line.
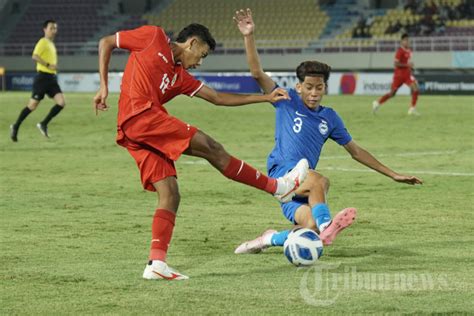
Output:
[268, 162, 309, 224]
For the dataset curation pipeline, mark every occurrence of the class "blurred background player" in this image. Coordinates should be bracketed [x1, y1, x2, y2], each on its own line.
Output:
[10, 19, 66, 142]
[94, 23, 309, 281]
[233, 9, 423, 255]
[372, 33, 420, 116]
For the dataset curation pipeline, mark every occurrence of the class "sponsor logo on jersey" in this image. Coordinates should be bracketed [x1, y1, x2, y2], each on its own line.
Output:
[158, 52, 169, 64]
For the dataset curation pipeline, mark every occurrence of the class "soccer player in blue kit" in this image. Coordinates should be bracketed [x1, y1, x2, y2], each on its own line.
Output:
[233, 9, 423, 254]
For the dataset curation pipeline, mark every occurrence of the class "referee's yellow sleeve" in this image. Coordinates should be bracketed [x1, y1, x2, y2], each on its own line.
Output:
[32, 38, 45, 56]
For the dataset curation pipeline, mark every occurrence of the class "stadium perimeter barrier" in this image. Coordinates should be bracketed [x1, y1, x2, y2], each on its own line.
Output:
[6, 72, 474, 95]
[1, 36, 473, 56]
[4, 71, 474, 95]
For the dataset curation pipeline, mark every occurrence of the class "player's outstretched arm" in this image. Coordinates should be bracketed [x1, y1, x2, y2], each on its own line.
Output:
[234, 8, 276, 94]
[93, 35, 117, 115]
[195, 85, 289, 106]
[343, 140, 423, 185]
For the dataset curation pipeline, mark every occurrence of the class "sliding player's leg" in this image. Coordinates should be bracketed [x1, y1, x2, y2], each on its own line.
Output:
[234, 171, 356, 253]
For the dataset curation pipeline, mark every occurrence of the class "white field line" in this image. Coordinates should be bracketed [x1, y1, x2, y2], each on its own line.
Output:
[318, 150, 459, 160]
[318, 166, 474, 177]
[179, 150, 473, 177]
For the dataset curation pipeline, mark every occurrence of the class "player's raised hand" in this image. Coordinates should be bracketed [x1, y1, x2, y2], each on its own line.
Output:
[267, 88, 290, 103]
[393, 174, 423, 185]
[93, 86, 109, 115]
[233, 8, 254, 36]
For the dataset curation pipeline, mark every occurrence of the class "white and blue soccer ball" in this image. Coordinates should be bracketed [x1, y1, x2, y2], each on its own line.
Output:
[283, 228, 323, 266]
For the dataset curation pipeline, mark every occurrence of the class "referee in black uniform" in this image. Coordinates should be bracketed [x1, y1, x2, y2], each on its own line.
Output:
[10, 19, 66, 142]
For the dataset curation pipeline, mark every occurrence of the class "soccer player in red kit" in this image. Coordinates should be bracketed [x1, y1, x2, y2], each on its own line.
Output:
[93, 24, 309, 280]
[372, 33, 420, 116]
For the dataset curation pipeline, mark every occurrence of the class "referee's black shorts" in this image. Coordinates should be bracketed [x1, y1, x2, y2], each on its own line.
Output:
[31, 71, 62, 101]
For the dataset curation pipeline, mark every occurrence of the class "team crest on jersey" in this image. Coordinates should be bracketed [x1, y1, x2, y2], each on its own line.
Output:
[318, 120, 328, 135]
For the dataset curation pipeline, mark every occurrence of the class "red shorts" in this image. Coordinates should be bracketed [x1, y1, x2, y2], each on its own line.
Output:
[117, 106, 198, 191]
[391, 73, 416, 91]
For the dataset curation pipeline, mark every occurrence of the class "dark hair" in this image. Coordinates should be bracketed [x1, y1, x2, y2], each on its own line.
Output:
[43, 19, 56, 28]
[176, 23, 216, 51]
[401, 33, 409, 40]
[296, 61, 331, 84]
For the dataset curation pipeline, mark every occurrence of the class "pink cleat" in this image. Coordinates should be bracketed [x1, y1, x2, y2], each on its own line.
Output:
[320, 207, 357, 246]
[234, 229, 277, 254]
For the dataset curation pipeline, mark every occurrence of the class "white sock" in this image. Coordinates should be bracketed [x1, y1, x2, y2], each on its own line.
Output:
[262, 232, 274, 246]
[274, 178, 286, 196]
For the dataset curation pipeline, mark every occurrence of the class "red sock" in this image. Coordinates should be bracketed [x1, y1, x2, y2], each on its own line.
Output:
[149, 209, 176, 262]
[411, 90, 419, 107]
[222, 156, 277, 194]
[379, 93, 391, 104]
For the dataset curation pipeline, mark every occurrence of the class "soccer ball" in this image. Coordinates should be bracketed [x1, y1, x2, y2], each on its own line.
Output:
[283, 228, 323, 266]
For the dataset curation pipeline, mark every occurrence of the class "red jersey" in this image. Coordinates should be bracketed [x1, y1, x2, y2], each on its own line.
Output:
[394, 46, 412, 77]
[115, 25, 203, 127]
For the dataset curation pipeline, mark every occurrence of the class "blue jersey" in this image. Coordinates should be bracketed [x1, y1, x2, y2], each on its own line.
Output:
[267, 88, 352, 172]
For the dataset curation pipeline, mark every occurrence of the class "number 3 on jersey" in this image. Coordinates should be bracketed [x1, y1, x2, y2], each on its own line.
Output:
[160, 73, 170, 95]
[293, 117, 303, 133]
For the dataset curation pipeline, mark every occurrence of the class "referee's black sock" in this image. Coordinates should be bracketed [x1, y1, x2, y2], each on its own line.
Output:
[41, 104, 63, 126]
[13, 107, 32, 128]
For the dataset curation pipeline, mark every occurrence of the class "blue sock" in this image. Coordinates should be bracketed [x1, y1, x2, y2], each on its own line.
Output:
[312, 203, 332, 231]
[271, 230, 290, 246]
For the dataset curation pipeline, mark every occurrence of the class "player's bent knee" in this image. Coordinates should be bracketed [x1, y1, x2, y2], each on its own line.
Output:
[208, 138, 225, 154]
[321, 176, 330, 191]
[311, 172, 330, 190]
[28, 101, 40, 110]
[157, 192, 181, 211]
[206, 139, 229, 163]
[302, 218, 317, 231]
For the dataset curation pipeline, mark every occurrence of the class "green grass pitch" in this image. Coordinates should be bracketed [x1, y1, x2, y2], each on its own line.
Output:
[1, 92, 473, 314]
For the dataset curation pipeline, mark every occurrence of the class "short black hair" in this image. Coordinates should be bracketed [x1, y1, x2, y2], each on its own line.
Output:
[43, 19, 56, 28]
[401, 33, 409, 40]
[176, 23, 216, 51]
[296, 61, 331, 84]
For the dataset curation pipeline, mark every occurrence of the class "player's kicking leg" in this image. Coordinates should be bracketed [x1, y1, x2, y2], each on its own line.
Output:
[184, 130, 309, 203]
